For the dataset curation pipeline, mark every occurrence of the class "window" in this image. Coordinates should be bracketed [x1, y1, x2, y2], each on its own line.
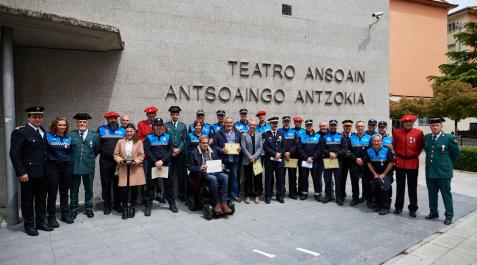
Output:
[418, 117, 429, 126]
[282, 4, 292, 16]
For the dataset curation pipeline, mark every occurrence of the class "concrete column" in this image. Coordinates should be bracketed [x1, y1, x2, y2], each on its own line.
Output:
[2, 27, 19, 225]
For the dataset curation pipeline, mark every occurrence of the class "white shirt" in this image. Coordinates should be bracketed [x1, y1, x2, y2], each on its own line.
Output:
[79, 129, 89, 141]
[28, 123, 44, 138]
[125, 140, 133, 158]
[432, 131, 442, 141]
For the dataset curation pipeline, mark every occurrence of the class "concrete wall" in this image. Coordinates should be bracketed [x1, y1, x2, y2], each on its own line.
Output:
[0, 0, 389, 206]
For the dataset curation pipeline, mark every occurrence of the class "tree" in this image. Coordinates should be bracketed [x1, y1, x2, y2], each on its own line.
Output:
[430, 81, 477, 134]
[389, 97, 430, 120]
[427, 21, 477, 87]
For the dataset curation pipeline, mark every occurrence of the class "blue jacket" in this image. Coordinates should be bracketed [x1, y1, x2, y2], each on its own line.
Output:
[144, 132, 173, 166]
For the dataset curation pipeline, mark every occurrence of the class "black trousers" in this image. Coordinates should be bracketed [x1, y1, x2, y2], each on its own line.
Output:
[99, 157, 120, 209]
[299, 161, 323, 195]
[244, 164, 263, 197]
[20, 177, 48, 227]
[324, 164, 342, 200]
[394, 168, 419, 212]
[265, 162, 285, 199]
[350, 162, 368, 200]
[120, 186, 138, 208]
[171, 155, 187, 200]
[370, 177, 393, 210]
[145, 164, 174, 208]
[47, 161, 72, 216]
[340, 158, 352, 199]
[284, 166, 298, 197]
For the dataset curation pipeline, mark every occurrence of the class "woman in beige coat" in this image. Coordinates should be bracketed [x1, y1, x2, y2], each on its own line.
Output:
[114, 124, 146, 219]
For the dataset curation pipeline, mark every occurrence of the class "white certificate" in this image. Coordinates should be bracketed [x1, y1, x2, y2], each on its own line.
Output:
[152, 166, 169, 179]
[206, 160, 223, 173]
[301, 161, 313, 169]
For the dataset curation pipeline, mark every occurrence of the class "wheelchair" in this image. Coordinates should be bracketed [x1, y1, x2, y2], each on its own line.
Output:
[186, 173, 235, 220]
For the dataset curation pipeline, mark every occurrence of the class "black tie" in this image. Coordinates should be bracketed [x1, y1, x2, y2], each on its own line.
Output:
[273, 131, 276, 138]
[432, 135, 437, 141]
[80, 132, 84, 141]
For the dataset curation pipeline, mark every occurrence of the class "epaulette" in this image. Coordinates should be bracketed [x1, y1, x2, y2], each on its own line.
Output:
[15, 126, 25, 130]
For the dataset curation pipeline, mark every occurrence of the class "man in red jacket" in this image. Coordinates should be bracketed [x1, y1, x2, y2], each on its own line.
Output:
[137, 106, 158, 140]
[392, 114, 424, 217]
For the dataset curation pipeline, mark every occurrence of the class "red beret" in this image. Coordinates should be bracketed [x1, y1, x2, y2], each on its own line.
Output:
[256, 110, 267, 117]
[400, 114, 417, 122]
[144, 106, 158, 113]
[293, 116, 303, 122]
[103, 111, 120, 118]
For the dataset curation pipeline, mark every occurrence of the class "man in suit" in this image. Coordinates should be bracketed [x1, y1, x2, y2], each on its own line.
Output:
[263, 117, 286, 204]
[69, 113, 100, 218]
[165, 106, 188, 202]
[340, 120, 354, 201]
[424, 117, 461, 225]
[241, 120, 264, 204]
[10, 106, 53, 236]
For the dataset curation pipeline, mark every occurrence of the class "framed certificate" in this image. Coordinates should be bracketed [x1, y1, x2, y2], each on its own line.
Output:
[323, 158, 339, 169]
[285, 159, 298, 168]
[152, 166, 169, 179]
[224, 143, 240, 155]
[206, 160, 223, 173]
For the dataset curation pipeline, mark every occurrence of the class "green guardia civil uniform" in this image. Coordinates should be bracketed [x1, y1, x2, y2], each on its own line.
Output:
[424, 131, 461, 219]
[69, 129, 101, 213]
[165, 120, 188, 200]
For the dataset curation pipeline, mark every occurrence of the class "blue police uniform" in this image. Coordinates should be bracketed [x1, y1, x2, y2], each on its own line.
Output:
[366, 146, 394, 211]
[143, 132, 174, 212]
[46, 132, 73, 221]
[381, 133, 393, 149]
[256, 122, 271, 134]
[297, 131, 323, 197]
[212, 122, 223, 135]
[234, 120, 249, 134]
[97, 125, 126, 212]
[349, 133, 372, 202]
[278, 127, 300, 198]
[188, 123, 212, 136]
[187, 132, 203, 153]
[323, 131, 348, 204]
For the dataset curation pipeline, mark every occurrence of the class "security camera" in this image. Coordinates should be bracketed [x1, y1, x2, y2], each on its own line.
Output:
[372, 12, 383, 18]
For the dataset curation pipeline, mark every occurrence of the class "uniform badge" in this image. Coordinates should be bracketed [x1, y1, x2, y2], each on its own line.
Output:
[409, 137, 413, 144]
[441, 145, 445, 152]
[32, 139, 36, 142]
[90, 141, 93, 148]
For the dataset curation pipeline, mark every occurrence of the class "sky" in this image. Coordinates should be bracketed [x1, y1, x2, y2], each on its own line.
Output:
[449, 0, 476, 12]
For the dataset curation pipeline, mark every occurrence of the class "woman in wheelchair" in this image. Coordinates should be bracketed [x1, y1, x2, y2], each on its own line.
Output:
[188, 135, 233, 215]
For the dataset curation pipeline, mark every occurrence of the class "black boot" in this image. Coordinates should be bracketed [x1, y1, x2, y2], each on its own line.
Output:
[122, 207, 128, 220]
[47, 215, 59, 228]
[128, 204, 136, 218]
[61, 212, 74, 224]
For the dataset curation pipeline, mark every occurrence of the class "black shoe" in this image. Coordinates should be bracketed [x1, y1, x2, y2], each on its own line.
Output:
[24, 226, 39, 236]
[61, 213, 74, 224]
[367, 201, 378, 210]
[289, 194, 298, 200]
[122, 208, 128, 220]
[330, 196, 336, 202]
[444, 218, 452, 225]
[70, 212, 77, 219]
[103, 205, 111, 215]
[47, 215, 59, 228]
[265, 197, 271, 204]
[359, 197, 366, 203]
[300, 194, 308, 201]
[232, 196, 241, 203]
[321, 197, 330, 204]
[336, 200, 344, 206]
[314, 194, 322, 202]
[113, 205, 123, 213]
[394, 209, 402, 215]
[409, 211, 417, 218]
[379, 209, 389, 215]
[156, 195, 167, 204]
[169, 203, 178, 213]
[36, 223, 53, 232]
[85, 211, 94, 218]
[128, 207, 136, 218]
[144, 207, 151, 216]
[350, 199, 359, 206]
[277, 197, 284, 203]
[425, 213, 439, 220]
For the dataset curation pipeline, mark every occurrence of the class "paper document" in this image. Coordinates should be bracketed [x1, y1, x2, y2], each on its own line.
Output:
[301, 161, 313, 169]
[152, 166, 169, 179]
[323, 158, 339, 169]
[285, 159, 298, 168]
[253, 159, 263, 176]
[206, 160, 223, 173]
[224, 143, 240, 155]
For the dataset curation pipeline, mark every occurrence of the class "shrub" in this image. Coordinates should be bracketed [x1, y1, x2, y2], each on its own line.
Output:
[454, 146, 477, 172]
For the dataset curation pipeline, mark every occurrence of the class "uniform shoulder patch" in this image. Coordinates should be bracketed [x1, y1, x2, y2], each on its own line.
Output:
[15, 126, 25, 130]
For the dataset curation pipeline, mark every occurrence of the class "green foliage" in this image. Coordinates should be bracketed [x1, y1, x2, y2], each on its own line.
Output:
[431, 81, 477, 122]
[454, 146, 477, 172]
[389, 97, 430, 120]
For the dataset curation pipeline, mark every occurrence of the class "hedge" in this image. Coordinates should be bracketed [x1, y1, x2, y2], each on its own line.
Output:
[454, 146, 477, 172]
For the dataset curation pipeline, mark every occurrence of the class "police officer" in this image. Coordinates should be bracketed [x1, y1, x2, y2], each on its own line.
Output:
[349, 121, 372, 206]
[256, 110, 271, 134]
[10, 106, 53, 236]
[98, 111, 126, 215]
[322, 120, 348, 205]
[378, 121, 393, 150]
[46, 117, 74, 227]
[366, 134, 394, 215]
[69, 113, 100, 219]
[365, 119, 378, 136]
[340, 120, 354, 202]
[165, 106, 188, 202]
[263, 117, 286, 204]
[424, 117, 460, 225]
[212, 109, 226, 135]
[189, 109, 212, 136]
[187, 120, 206, 153]
[279, 116, 299, 199]
[297, 119, 323, 201]
[234, 108, 249, 133]
[143, 118, 177, 215]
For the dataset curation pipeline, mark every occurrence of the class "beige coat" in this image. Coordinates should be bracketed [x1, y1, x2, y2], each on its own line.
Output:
[113, 138, 146, 187]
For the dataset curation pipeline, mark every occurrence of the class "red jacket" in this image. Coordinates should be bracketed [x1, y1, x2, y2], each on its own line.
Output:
[392, 128, 424, 169]
[137, 120, 153, 141]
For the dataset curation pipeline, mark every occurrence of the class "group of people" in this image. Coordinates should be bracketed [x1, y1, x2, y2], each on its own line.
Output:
[9, 105, 461, 237]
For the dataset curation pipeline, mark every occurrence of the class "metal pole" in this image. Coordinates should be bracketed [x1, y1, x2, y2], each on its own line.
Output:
[2, 27, 19, 225]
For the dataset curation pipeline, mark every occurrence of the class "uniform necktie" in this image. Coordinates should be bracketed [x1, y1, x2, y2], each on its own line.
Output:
[80, 132, 84, 141]
[273, 131, 276, 138]
[432, 135, 437, 141]
[174, 122, 177, 128]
